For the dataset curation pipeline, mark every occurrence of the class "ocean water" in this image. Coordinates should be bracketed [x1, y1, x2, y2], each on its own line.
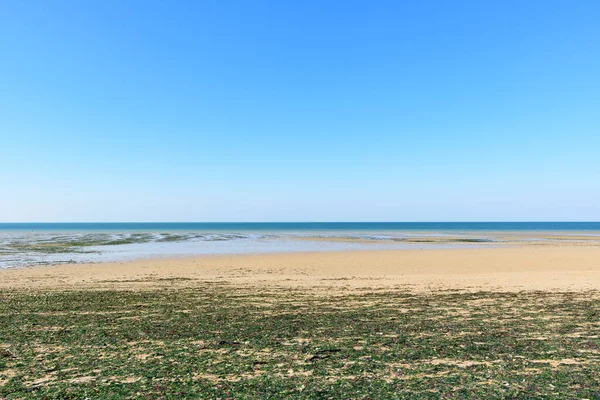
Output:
[1, 222, 599, 269]
[2, 222, 600, 232]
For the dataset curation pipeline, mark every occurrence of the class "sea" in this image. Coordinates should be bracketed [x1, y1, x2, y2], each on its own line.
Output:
[1, 222, 599, 269]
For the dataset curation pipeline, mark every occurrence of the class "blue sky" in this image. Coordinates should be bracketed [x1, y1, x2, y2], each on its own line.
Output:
[1, 0, 599, 222]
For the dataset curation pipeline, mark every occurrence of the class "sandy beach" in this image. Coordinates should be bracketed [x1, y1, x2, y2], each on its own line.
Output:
[2, 243, 600, 292]
[3, 240, 600, 397]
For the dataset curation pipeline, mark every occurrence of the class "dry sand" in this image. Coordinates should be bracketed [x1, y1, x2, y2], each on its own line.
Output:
[2, 244, 600, 292]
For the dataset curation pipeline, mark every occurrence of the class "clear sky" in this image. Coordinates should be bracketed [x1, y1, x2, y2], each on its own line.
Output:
[1, 1, 599, 222]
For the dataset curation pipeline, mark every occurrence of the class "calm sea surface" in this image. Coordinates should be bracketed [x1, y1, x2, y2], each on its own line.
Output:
[2, 222, 600, 232]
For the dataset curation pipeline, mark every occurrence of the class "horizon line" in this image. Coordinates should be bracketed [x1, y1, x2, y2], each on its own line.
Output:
[1, 221, 599, 224]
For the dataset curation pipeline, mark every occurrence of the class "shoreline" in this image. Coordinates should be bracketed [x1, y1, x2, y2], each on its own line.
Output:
[3, 229, 600, 270]
[2, 244, 600, 293]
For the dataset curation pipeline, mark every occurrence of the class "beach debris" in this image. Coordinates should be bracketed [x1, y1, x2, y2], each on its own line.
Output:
[218, 340, 242, 347]
[307, 348, 341, 362]
[0, 348, 16, 358]
[251, 361, 268, 367]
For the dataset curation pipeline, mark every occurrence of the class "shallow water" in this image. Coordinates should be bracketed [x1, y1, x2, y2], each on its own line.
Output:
[2, 222, 599, 269]
[0, 230, 491, 268]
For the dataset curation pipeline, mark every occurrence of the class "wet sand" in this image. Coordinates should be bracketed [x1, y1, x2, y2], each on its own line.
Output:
[2, 244, 600, 292]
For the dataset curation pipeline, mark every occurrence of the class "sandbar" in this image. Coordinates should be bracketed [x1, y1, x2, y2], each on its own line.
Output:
[2, 244, 600, 292]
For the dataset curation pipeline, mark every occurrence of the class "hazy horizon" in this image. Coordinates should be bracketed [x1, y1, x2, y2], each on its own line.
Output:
[1, 221, 599, 225]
